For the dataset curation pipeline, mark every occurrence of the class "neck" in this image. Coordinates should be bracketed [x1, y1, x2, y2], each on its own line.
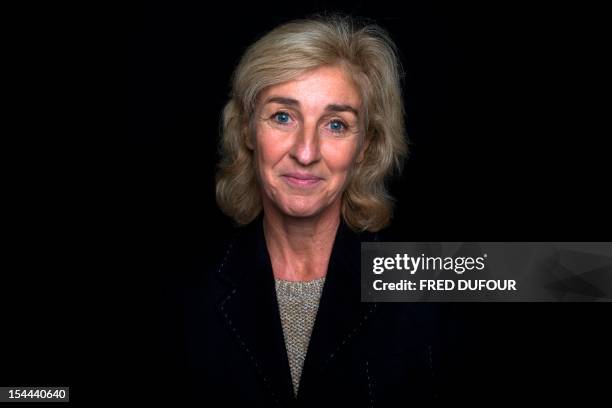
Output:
[262, 201, 341, 282]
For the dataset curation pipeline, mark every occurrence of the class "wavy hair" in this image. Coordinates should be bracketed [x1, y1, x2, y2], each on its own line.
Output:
[216, 14, 408, 232]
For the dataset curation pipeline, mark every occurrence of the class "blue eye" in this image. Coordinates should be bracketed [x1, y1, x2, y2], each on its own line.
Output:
[329, 120, 346, 132]
[273, 112, 291, 124]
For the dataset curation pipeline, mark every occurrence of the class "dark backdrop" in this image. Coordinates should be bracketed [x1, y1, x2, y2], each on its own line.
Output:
[124, 1, 609, 404]
[3, 1, 608, 406]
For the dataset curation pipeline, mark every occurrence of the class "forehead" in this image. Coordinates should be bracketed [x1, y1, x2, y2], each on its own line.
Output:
[258, 65, 362, 110]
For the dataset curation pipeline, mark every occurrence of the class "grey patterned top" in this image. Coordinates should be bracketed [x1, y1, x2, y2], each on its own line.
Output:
[274, 276, 326, 397]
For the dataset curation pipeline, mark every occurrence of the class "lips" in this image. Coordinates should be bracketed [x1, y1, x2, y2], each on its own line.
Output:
[281, 172, 323, 188]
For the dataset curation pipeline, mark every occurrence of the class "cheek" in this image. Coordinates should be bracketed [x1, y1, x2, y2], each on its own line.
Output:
[255, 130, 290, 171]
[321, 142, 358, 174]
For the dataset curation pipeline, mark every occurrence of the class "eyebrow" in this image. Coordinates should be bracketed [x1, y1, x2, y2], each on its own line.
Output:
[264, 96, 360, 117]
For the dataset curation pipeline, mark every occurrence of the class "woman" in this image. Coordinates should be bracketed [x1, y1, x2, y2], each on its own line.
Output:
[167, 14, 469, 407]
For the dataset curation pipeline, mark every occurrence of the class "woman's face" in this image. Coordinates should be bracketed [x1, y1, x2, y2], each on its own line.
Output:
[249, 65, 366, 219]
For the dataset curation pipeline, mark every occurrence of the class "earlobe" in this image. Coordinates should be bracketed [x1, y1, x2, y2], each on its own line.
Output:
[245, 133, 254, 150]
[356, 138, 370, 163]
[243, 123, 255, 151]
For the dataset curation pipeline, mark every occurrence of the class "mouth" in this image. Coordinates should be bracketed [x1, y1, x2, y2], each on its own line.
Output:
[281, 172, 324, 188]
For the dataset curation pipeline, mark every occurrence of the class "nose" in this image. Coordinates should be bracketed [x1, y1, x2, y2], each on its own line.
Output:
[289, 122, 321, 166]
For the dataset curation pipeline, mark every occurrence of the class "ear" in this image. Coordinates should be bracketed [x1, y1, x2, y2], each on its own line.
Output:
[243, 120, 255, 151]
[245, 133, 254, 151]
[356, 137, 370, 164]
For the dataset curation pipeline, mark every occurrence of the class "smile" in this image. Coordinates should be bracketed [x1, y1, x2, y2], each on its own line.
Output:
[281, 173, 323, 188]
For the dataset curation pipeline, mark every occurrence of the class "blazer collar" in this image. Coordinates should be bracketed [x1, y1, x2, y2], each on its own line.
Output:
[216, 215, 379, 405]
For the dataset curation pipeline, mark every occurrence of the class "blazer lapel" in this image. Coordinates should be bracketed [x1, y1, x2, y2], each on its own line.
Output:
[215, 218, 295, 407]
[297, 220, 379, 400]
[214, 217, 380, 405]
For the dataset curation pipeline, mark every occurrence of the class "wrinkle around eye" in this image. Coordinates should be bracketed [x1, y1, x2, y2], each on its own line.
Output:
[322, 119, 361, 137]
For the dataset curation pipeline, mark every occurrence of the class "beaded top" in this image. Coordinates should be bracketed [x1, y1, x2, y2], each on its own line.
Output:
[274, 276, 326, 397]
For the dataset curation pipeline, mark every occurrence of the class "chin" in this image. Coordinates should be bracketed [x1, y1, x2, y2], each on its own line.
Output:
[278, 198, 324, 218]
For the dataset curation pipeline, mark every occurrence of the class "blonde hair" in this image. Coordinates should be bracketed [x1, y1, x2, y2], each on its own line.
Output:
[216, 14, 408, 232]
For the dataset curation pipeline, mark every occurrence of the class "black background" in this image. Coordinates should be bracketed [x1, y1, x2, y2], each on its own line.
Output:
[3, 1, 610, 405]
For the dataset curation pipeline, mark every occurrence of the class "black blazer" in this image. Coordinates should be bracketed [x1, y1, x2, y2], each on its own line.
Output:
[158, 216, 477, 407]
